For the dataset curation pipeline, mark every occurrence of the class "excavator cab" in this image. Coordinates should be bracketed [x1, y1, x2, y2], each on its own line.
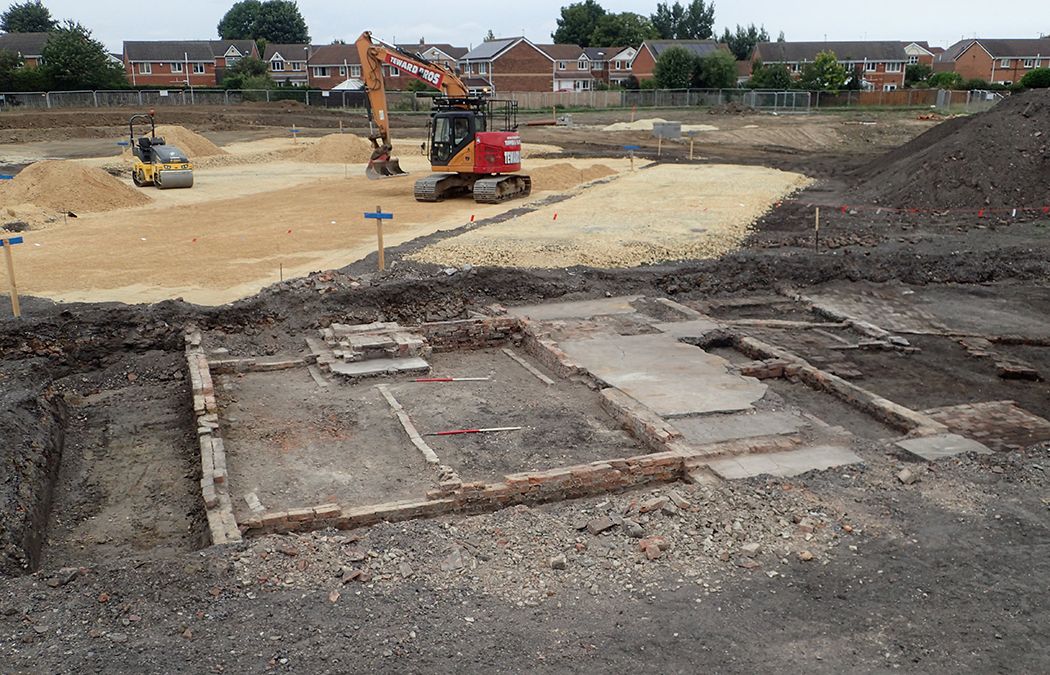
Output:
[429, 112, 477, 166]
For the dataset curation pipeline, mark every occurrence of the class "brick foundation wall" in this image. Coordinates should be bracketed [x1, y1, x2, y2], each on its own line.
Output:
[185, 329, 242, 546]
[419, 316, 525, 352]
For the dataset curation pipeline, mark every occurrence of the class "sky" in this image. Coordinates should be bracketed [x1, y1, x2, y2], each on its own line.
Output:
[29, 0, 1050, 53]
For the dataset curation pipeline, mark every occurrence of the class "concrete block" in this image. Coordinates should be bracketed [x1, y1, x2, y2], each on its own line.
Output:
[895, 433, 993, 461]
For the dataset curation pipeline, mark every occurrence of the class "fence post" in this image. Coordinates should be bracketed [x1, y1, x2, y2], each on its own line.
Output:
[92, 91, 98, 107]
[224, 90, 229, 105]
[45, 91, 51, 109]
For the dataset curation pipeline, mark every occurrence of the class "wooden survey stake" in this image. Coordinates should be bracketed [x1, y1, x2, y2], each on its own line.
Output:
[814, 207, 820, 252]
[364, 207, 393, 271]
[1, 235, 23, 318]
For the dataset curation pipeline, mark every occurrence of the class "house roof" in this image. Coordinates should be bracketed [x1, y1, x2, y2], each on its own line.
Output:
[957, 38, 1050, 58]
[309, 44, 361, 66]
[0, 32, 49, 57]
[123, 40, 257, 62]
[642, 40, 727, 60]
[264, 43, 310, 61]
[583, 46, 621, 61]
[754, 41, 907, 63]
[396, 42, 468, 60]
[538, 43, 585, 60]
[461, 37, 524, 61]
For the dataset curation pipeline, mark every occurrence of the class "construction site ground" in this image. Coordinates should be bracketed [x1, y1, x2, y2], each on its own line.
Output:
[1, 102, 1049, 673]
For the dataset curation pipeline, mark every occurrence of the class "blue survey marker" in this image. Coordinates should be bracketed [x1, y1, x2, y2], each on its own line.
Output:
[623, 145, 641, 151]
[364, 211, 393, 220]
[0, 174, 13, 180]
[1, 236, 24, 246]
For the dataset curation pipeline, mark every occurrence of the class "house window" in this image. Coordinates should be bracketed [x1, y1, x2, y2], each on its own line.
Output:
[865, 61, 878, 72]
[614, 60, 622, 70]
[558, 61, 566, 70]
[193, 63, 205, 74]
[272, 59, 285, 72]
[339, 66, 347, 76]
[883, 84, 897, 91]
[312, 66, 329, 77]
[138, 62, 152, 75]
[908, 55, 918, 64]
[1023, 58, 1035, 68]
[479, 63, 488, 75]
[581, 79, 590, 90]
[886, 62, 902, 72]
[790, 63, 799, 73]
[291, 61, 302, 71]
[226, 56, 240, 66]
[1036, 59, 1043, 68]
[1000, 58, 1011, 68]
[171, 62, 183, 73]
[578, 59, 589, 70]
[390, 67, 400, 76]
[350, 65, 361, 77]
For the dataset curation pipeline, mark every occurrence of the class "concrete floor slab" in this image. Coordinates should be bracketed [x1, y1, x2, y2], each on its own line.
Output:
[652, 319, 722, 339]
[706, 445, 863, 479]
[895, 433, 993, 461]
[508, 296, 642, 321]
[672, 411, 809, 446]
[329, 357, 430, 378]
[559, 333, 767, 417]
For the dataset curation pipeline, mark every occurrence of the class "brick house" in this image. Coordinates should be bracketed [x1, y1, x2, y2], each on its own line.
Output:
[396, 41, 467, 73]
[608, 46, 637, 86]
[264, 43, 311, 86]
[936, 38, 1050, 85]
[751, 41, 908, 90]
[0, 32, 48, 67]
[582, 46, 620, 86]
[631, 40, 730, 82]
[541, 44, 595, 91]
[458, 37, 555, 93]
[123, 40, 259, 87]
[903, 42, 936, 68]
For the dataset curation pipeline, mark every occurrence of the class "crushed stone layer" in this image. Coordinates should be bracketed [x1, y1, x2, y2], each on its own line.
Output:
[411, 163, 812, 268]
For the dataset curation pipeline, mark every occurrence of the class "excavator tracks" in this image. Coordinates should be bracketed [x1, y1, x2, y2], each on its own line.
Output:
[472, 175, 533, 204]
[414, 173, 532, 204]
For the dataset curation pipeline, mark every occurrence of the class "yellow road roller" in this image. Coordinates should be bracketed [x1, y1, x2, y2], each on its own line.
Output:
[129, 111, 194, 189]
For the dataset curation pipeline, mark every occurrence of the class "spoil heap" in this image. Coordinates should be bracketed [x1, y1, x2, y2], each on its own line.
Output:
[854, 88, 1050, 210]
[0, 161, 151, 213]
[122, 125, 226, 159]
[295, 133, 378, 163]
[527, 163, 616, 192]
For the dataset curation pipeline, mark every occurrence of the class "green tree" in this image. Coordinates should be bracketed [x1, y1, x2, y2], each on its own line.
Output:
[40, 21, 126, 89]
[1020, 67, 1050, 88]
[719, 24, 769, 60]
[653, 45, 694, 88]
[0, 0, 57, 32]
[589, 12, 658, 47]
[0, 48, 21, 89]
[652, 1, 715, 39]
[217, 0, 308, 43]
[927, 71, 962, 88]
[905, 63, 932, 87]
[222, 55, 271, 88]
[679, 0, 715, 40]
[748, 61, 792, 89]
[694, 50, 735, 88]
[843, 63, 863, 90]
[799, 50, 847, 91]
[551, 0, 605, 46]
[217, 0, 261, 39]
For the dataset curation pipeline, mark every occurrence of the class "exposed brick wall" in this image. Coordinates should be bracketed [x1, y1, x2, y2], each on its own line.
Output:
[185, 329, 241, 546]
[418, 316, 524, 352]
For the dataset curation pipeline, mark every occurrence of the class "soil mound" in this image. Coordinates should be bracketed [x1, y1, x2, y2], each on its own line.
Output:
[527, 163, 617, 192]
[0, 161, 151, 213]
[602, 117, 718, 133]
[153, 125, 226, 157]
[854, 89, 1050, 209]
[295, 134, 377, 163]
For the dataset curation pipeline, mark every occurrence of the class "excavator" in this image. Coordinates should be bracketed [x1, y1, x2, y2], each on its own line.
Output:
[354, 31, 531, 203]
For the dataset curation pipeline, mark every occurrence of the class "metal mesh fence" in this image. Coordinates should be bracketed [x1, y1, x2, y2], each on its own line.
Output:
[0, 87, 1007, 113]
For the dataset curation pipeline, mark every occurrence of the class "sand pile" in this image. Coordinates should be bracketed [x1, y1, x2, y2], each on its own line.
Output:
[294, 133, 378, 163]
[854, 88, 1050, 210]
[0, 161, 151, 214]
[527, 163, 617, 192]
[603, 118, 718, 133]
[121, 125, 226, 159]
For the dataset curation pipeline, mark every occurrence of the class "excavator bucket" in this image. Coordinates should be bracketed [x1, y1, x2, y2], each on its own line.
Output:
[365, 157, 408, 180]
[365, 141, 409, 180]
